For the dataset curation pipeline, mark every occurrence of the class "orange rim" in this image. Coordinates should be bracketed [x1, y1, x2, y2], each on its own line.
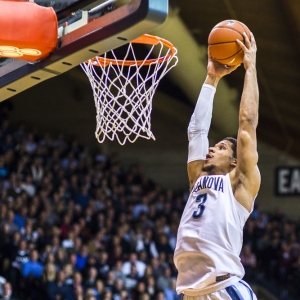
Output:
[89, 34, 177, 67]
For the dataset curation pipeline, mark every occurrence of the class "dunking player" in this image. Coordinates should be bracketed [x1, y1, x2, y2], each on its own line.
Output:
[174, 32, 260, 299]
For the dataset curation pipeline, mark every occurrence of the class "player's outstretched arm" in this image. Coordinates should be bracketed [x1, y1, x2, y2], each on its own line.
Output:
[187, 54, 239, 189]
[231, 32, 261, 211]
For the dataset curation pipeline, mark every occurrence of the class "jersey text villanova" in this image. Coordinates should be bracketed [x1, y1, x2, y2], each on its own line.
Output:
[192, 176, 224, 193]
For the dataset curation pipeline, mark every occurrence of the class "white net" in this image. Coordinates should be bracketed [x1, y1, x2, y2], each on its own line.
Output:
[80, 35, 178, 145]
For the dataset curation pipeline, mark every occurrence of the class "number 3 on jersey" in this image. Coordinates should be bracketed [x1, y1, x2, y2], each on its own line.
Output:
[192, 193, 207, 219]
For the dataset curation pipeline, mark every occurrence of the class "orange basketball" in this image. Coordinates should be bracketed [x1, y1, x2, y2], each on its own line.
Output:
[208, 20, 251, 66]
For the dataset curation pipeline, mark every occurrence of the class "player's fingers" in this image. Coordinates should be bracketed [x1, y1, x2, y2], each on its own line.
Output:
[250, 32, 257, 49]
[225, 63, 240, 72]
[250, 32, 255, 43]
[243, 32, 251, 48]
[236, 39, 247, 52]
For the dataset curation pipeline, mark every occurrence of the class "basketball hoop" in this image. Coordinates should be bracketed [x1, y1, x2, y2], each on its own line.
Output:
[80, 34, 178, 145]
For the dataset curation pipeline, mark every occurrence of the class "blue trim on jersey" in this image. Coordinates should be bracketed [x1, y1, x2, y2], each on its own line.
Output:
[225, 285, 244, 300]
[239, 281, 253, 300]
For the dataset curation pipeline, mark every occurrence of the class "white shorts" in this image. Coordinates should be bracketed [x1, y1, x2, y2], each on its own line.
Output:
[182, 281, 257, 300]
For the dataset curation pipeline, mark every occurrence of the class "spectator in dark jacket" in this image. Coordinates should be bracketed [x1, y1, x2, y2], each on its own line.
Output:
[46, 270, 73, 300]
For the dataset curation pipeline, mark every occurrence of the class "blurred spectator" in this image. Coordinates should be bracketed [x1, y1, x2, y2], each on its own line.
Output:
[277, 241, 297, 284]
[93, 279, 105, 300]
[139, 293, 151, 300]
[105, 270, 116, 291]
[75, 186, 91, 210]
[156, 235, 173, 256]
[0, 157, 8, 179]
[73, 284, 84, 300]
[76, 245, 89, 271]
[264, 235, 281, 280]
[42, 261, 57, 283]
[22, 249, 44, 279]
[1, 135, 14, 156]
[122, 253, 146, 278]
[145, 276, 156, 300]
[0, 210, 18, 235]
[114, 227, 131, 256]
[61, 214, 72, 241]
[84, 267, 98, 290]
[133, 195, 150, 219]
[3, 231, 21, 266]
[112, 260, 126, 283]
[25, 133, 37, 154]
[8, 239, 29, 292]
[56, 248, 68, 270]
[13, 206, 28, 229]
[63, 264, 74, 285]
[155, 291, 165, 300]
[20, 174, 36, 197]
[0, 282, 17, 300]
[61, 231, 75, 250]
[149, 258, 161, 279]
[20, 219, 38, 243]
[166, 223, 177, 252]
[30, 157, 44, 184]
[101, 289, 113, 300]
[21, 249, 44, 300]
[136, 229, 158, 259]
[69, 271, 83, 296]
[68, 253, 79, 273]
[240, 245, 257, 283]
[132, 280, 147, 300]
[112, 277, 124, 300]
[164, 279, 178, 300]
[108, 244, 124, 267]
[156, 267, 172, 291]
[46, 270, 72, 300]
[124, 264, 139, 290]
[97, 251, 110, 280]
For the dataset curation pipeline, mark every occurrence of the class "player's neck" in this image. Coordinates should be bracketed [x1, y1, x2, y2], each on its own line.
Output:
[201, 166, 227, 177]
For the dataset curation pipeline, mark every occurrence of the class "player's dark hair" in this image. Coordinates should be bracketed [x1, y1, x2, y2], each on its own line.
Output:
[224, 137, 237, 159]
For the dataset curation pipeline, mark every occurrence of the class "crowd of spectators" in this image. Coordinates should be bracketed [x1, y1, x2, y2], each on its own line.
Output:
[241, 205, 300, 299]
[0, 103, 300, 300]
[0, 110, 181, 300]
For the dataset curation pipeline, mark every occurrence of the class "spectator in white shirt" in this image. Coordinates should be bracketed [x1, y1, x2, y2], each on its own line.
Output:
[121, 252, 146, 278]
[21, 175, 36, 197]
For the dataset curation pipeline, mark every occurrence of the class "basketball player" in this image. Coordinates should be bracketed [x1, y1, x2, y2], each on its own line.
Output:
[174, 32, 260, 300]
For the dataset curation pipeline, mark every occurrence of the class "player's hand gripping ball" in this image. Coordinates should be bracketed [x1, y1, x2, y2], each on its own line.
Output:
[208, 20, 251, 66]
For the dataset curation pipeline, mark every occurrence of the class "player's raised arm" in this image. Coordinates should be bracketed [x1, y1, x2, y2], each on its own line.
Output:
[231, 32, 261, 211]
[187, 54, 239, 189]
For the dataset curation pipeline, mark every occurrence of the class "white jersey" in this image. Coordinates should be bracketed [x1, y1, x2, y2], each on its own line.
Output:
[174, 173, 252, 295]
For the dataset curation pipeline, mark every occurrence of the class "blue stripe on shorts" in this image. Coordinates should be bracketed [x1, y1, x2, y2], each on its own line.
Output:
[225, 285, 245, 300]
[225, 281, 254, 300]
[239, 281, 254, 300]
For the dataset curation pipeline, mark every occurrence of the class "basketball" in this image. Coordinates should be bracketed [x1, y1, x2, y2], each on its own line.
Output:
[208, 20, 251, 66]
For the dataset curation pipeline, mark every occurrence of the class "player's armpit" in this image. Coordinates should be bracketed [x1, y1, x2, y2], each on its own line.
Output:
[231, 166, 261, 212]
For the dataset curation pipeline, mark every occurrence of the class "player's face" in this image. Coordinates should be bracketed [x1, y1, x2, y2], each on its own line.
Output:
[202, 140, 235, 174]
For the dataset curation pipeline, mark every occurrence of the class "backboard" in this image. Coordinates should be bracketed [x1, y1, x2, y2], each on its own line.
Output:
[0, 0, 168, 102]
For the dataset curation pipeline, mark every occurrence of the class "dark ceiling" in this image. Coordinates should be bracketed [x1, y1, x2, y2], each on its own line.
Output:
[173, 0, 300, 159]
